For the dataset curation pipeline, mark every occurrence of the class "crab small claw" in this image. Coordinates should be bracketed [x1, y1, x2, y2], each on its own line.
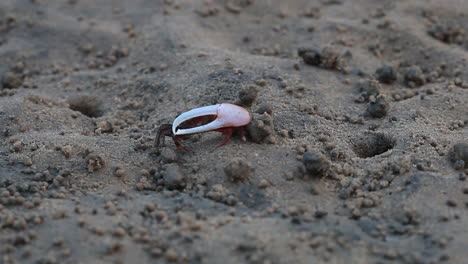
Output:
[172, 103, 251, 136]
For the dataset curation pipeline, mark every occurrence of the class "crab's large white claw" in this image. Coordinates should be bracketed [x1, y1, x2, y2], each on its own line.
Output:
[172, 103, 251, 136]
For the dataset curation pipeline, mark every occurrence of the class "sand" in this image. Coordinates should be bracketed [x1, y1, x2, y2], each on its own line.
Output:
[1, 0, 467, 263]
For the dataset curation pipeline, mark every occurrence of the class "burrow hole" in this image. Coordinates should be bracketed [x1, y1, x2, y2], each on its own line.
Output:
[352, 132, 396, 158]
[68, 95, 104, 118]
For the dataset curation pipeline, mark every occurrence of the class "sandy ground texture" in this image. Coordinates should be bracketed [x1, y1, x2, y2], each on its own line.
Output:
[1, 0, 468, 263]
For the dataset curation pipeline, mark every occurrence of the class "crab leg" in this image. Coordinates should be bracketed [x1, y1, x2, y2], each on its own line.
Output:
[155, 124, 172, 148]
[173, 135, 188, 151]
[216, 127, 233, 147]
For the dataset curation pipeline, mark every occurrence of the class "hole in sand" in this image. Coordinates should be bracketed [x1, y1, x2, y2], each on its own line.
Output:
[352, 132, 396, 158]
[68, 95, 103, 118]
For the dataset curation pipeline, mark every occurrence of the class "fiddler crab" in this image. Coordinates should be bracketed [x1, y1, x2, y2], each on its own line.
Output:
[156, 103, 251, 150]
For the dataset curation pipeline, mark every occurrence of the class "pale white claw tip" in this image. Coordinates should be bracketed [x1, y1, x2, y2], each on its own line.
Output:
[172, 104, 220, 135]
